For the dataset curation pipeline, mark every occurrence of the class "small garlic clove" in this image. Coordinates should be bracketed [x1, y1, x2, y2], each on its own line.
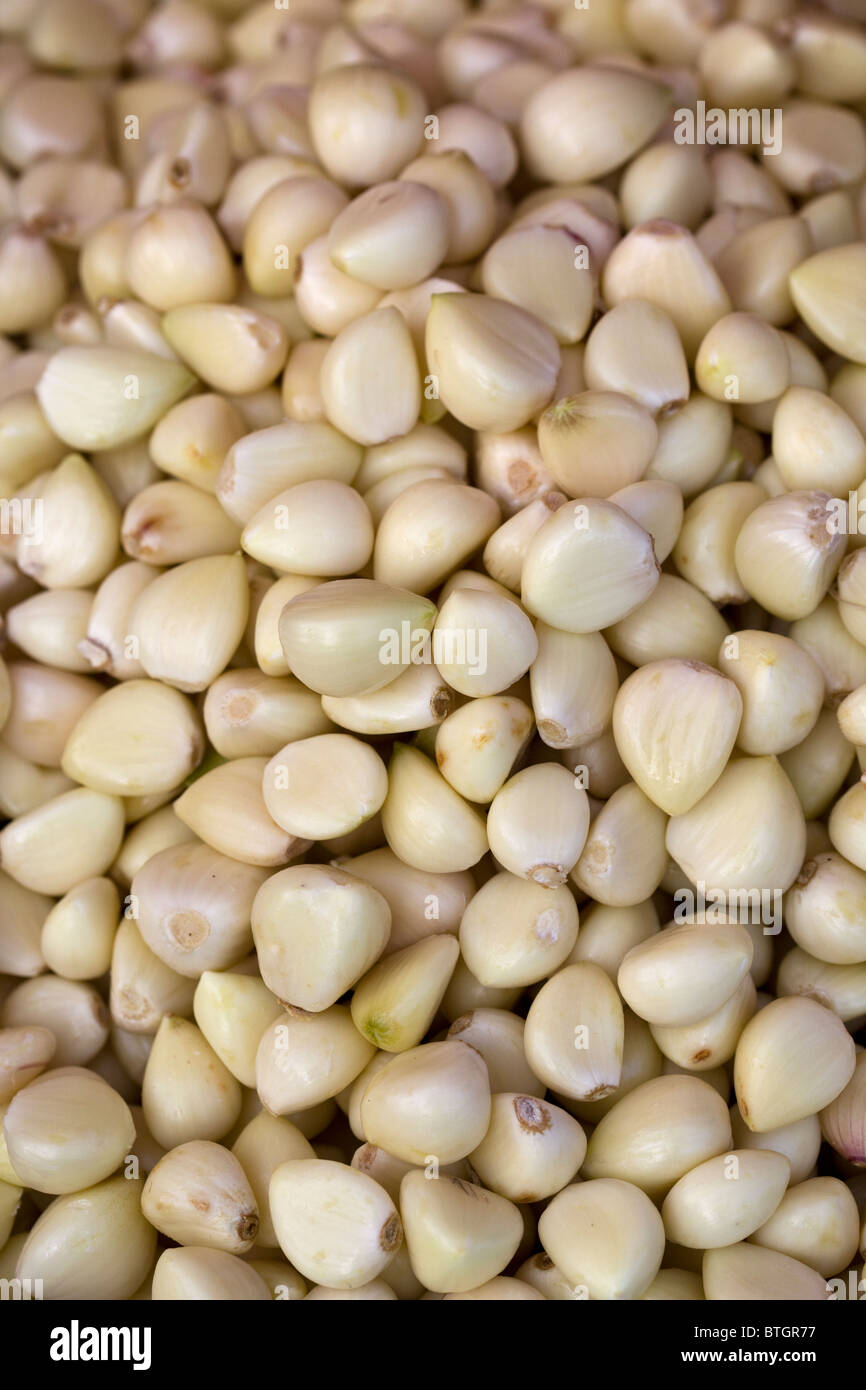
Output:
[256, 1007, 376, 1115]
[252, 863, 391, 1013]
[142, 1015, 243, 1149]
[521, 497, 659, 634]
[581, 1074, 733, 1198]
[524, 962, 624, 1102]
[539, 1178, 665, 1301]
[350, 934, 459, 1052]
[735, 996, 856, 1133]
[359, 1039, 491, 1165]
[62, 678, 204, 795]
[270, 1157, 402, 1291]
[142, 1139, 259, 1253]
[152, 1246, 270, 1300]
[702, 1243, 828, 1301]
[612, 658, 742, 815]
[17, 1175, 156, 1301]
[400, 1168, 522, 1294]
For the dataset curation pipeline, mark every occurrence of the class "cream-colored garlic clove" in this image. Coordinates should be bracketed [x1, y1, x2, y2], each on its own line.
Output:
[539, 1178, 665, 1301]
[581, 1074, 733, 1198]
[142, 1015, 242, 1149]
[524, 962, 624, 1102]
[735, 996, 856, 1133]
[400, 1168, 522, 1294]
[360, 1039, 491, 1165]
[256, 1007, 376, 1115]
[252, 863, 391, 1013]
[142, 1139, 259, 1252]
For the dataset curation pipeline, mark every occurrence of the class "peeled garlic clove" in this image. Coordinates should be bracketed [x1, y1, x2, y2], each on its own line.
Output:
[717, 629, 824, 756]
[0, 787, 124, 894]
[3, 1065, 134, 1194]
[79, 560, 159, 680]
[133, 841, 266, 978]
[109, 918, 196, 1036]
[539, 392, 658, 500]
[612, 659, 742, 816]
[784, 851, 866, 965]
[203, 669, 331, 758]
[270, 1157, 401, 1290]
[17, 1175, 156, 1301]
[36, 346, 194, 451]
[539, 1178, 665, 1301]
[776, 945, 866, 1024]
[193, 972, 283, 1087]
[702, 1242, 827, 1301]
[339, 848, 473, 956]
[603, 220, 732, 360]
[446, 1008, 540, 1097]
[486, 762, 589, 888]
[360, 1039, 491, 1165]
[252, 863, 391, 1013]
[583, 298, 690, 417]
[142, 1015, 242, 1149]
[217, 421, 362, 527]
[319, 306, 420, 447]
[41, 876, 119, 980]
[231, 1111, 315, 1248]
[469, 1093, 586, 1204]
[581, 1074, 733, 1198]
[0, 1024, 55, 1104]
[425, 292, 560, 433]
[734, 489, 846, 622]
[618, 924, 753, 1028]
[374, 479, 499, 595]
[459, 871, 578, 989]
[434, 696, 534, 804]
[129, 553, 248, 692]
[62, 678, 204, 795]
[278, 578, 436, 698]
[650, 975, 756, 1073]
[263, 733, 387, 840]
[751, 1176, 861, 1278]
[162, 303, 288, 395]
[174, 757, 303, 868]
[382, 743, 488, 874]
[521, 498, 659, 633]
[789, 243, 866, 364]
[735, 996, 856, 1133]
[524, 962, 623, 1102]
[5, 587, 93, 671]
[430, 586, 538, 697]
[242, 479, 373, 578]
[480, 224, 594, 345]
[400, 1168, 521, 1294]
[17, 452, 120, 591]
[121, 479, 241, 566]
[819, 1051, 866, 1167]
[142, 1139, 258, 1253]
[729, 1104, 821, 1188]
[327, 180, 449, 291]
[322, 662, 452, 738]
[662, 1149, 791, 1248]
[350, 934, 459, 1052]
[520, 66, 670, 183]
[666, 755, 806, 895]
[152, 1245, 270, 1301]
[773, 386, 866, 495]
[672, 482, 767, 607]
[639, 1268, 705, 1302]
[571, 782, 667, 907]
[256, 1007, 375, 1115]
